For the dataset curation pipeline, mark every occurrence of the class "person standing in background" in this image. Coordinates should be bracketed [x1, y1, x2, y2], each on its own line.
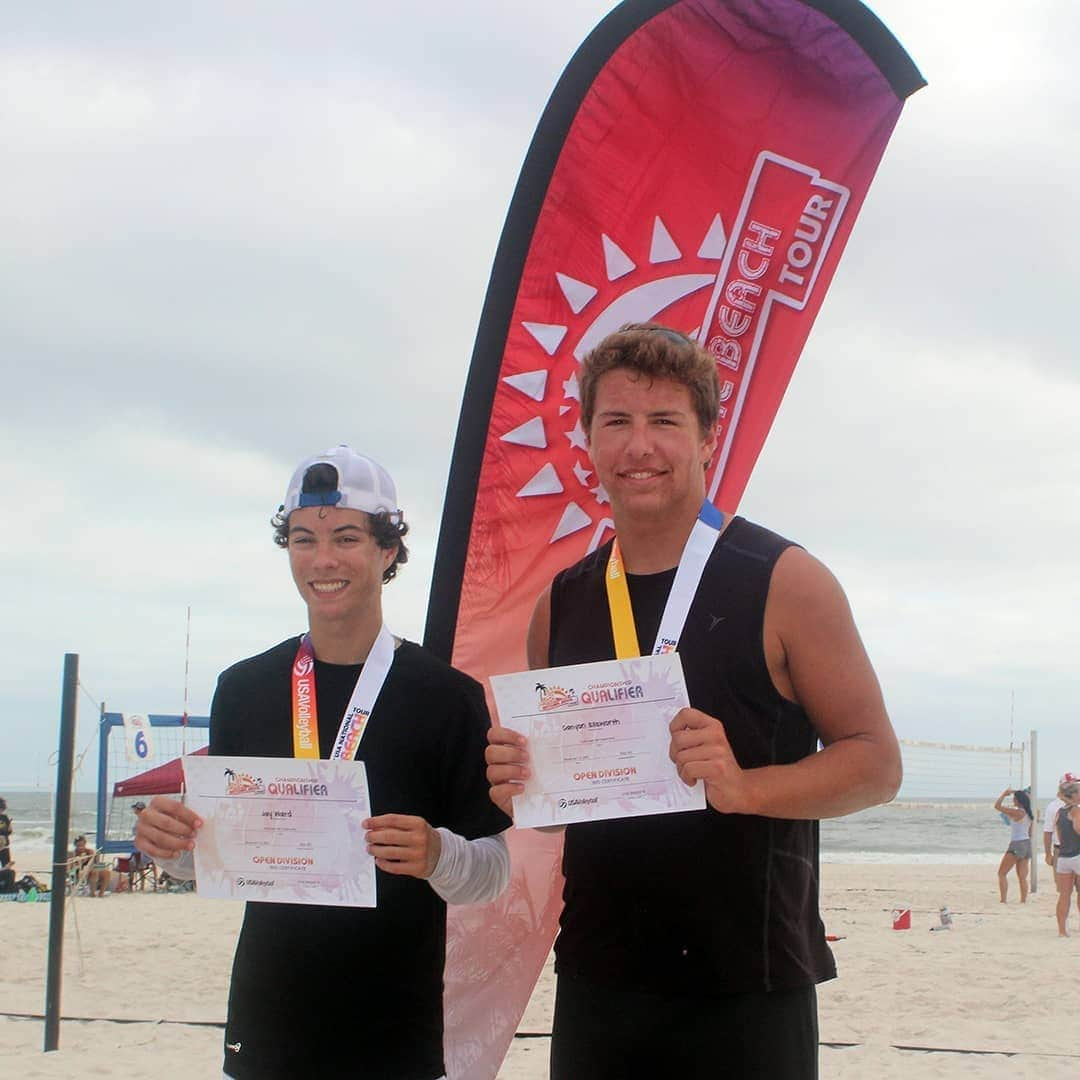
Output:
[994, 787, 1033, 903]
[1044, 771, 1080, 881]
[1045, 772, 1080, 919]
[1054, 779, 1080, 937]
[0, 797, 12, 868]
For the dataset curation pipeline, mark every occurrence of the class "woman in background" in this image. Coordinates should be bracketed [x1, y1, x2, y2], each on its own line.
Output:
[1054, 781, 1080, 937]
[994, 787, 1034, 903]
[0, 797, 12, 870]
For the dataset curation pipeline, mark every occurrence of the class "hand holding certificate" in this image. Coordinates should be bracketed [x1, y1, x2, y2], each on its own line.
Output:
[490, 653, 705, 828]
[183, 755, 377, 907]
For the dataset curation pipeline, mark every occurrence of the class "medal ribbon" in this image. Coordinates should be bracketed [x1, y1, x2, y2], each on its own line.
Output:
[290, 623, 396, 760]
[604, 500, 724, 659]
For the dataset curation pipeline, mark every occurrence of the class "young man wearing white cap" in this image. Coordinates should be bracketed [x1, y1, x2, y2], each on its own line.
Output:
[136, 446, 511, 1080]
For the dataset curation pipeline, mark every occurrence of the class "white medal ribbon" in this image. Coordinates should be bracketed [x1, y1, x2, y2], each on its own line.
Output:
[650, 502, 724, 655]
[328, 623, 396, 760]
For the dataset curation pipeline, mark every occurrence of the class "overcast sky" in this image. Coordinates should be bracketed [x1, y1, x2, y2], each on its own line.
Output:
[2, 1, 1076, 798]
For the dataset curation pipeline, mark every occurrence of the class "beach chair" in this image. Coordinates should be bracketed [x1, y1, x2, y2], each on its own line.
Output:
[113, 852, 159, 892]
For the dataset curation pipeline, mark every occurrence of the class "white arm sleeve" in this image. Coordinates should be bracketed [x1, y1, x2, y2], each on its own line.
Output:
[427, 828, 510, 905]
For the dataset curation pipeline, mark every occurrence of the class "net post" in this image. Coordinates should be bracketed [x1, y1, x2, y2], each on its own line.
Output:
[1029, 729, 1039, 895]
[95, 702, 108, 851]
[44, 653, 79, 1052]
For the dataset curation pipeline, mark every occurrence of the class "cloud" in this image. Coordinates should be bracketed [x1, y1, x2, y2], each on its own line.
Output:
[2, 1, 1077, 793]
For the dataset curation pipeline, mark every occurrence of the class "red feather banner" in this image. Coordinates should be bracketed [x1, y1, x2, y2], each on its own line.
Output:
[427, 2, 923, 1075]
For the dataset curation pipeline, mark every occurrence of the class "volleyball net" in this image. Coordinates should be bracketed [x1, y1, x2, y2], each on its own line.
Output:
[895, 737, 1030, 803]
[95, 711, 209, 853]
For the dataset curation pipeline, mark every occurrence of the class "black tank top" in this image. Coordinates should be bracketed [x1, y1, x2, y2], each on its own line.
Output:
[1057, 806, 1080, 858]
[548, 517, 836, 995]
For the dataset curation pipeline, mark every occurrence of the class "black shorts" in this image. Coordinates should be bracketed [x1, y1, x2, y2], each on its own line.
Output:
[550, 971, 819, 1080]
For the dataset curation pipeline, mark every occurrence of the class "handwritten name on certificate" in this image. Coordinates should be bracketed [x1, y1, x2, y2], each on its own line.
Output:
[182, 755, 376, 907]
[490, 654, 705, 828]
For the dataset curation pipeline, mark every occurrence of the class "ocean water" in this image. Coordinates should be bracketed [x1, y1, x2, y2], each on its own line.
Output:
[818, 800, 1016, 864]
[2, 790, 133, 873]
[1, 791, 1029, 871]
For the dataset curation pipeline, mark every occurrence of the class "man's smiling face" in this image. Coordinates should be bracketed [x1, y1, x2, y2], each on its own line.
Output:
[286, 506, 395, 626]
[586, 368, 716, 525]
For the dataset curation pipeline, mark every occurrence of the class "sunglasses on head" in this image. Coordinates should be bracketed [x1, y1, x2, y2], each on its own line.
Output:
[644, 327, 694, 347]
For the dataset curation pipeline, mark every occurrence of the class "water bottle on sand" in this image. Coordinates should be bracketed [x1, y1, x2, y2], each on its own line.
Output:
[939, 906, 952, 928]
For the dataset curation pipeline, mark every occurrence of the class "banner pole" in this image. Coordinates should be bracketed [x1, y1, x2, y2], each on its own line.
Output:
[44, 652, 79, 1052]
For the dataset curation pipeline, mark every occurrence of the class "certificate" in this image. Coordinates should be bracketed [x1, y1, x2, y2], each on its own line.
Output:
[182, 755, 376, 907]
[490, 653, 705, 828]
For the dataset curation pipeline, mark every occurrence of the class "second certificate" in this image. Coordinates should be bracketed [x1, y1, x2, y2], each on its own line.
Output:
[490, 653, 705, 828]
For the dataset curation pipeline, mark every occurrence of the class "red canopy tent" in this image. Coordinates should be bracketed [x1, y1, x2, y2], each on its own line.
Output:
[112, 745, 209, 797]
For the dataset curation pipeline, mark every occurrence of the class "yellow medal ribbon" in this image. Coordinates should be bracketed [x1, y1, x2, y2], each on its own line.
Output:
[605, 539, 641, 659]
[603, 502, 725, 661]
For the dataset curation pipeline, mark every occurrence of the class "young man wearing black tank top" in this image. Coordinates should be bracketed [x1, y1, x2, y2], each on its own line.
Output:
[135, 446, 511, 1080]
[487, 324, 902, 1079]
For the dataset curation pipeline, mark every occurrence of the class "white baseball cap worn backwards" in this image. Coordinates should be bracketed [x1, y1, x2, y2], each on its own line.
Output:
[280, 446, 402, 523]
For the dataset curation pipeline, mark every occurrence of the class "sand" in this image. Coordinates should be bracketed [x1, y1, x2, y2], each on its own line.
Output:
[2, 863, 1077, 1078]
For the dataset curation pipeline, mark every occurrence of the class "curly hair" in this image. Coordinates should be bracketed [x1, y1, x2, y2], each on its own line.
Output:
[579, 322, 720, 435]
[270, 507, 410, 584]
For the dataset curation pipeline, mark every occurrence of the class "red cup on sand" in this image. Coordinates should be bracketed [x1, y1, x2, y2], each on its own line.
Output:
[891, 907, 911, 930]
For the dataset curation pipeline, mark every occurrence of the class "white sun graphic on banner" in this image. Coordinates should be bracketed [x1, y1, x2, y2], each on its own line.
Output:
[500, 213, 728, 553]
